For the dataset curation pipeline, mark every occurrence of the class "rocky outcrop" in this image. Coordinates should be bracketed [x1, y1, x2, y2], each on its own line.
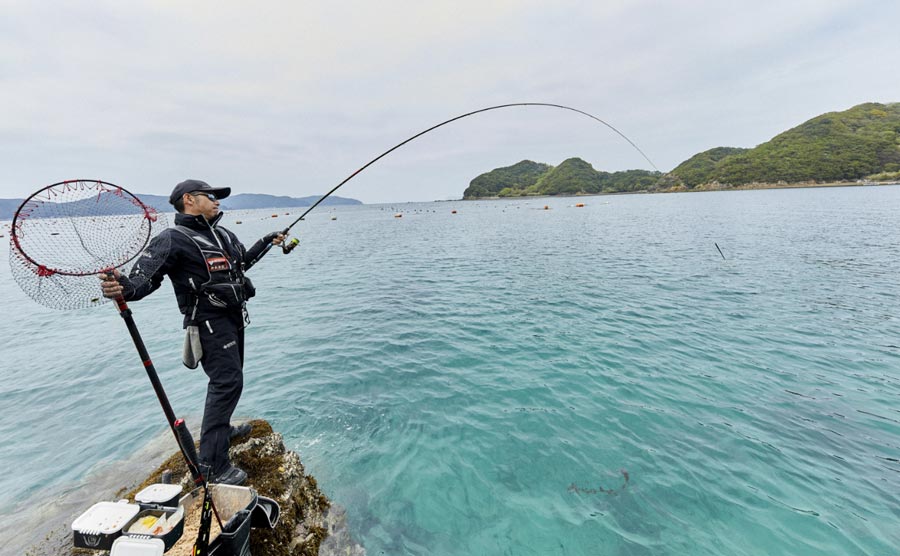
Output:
[34, 419, 364, 556]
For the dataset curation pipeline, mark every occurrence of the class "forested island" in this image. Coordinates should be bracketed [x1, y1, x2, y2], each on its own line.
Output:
[463, 102, 900, 199]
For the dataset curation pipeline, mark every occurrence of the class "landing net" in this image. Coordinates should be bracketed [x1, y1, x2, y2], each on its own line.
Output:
[9, 180, 169, 310]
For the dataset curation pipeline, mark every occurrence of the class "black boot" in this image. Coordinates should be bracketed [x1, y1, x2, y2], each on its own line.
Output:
[214, 464, 247, 486]
[230, 423, 252, 439]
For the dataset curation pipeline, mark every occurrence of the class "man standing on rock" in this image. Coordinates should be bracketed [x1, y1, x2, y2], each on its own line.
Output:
[101, 179, 285, 485]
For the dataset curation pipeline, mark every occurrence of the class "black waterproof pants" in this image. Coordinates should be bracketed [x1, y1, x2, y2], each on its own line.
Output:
[197, 313, 245, 476]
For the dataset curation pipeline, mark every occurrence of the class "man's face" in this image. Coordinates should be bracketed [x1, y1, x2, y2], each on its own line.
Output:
[185, 191, 221, 220]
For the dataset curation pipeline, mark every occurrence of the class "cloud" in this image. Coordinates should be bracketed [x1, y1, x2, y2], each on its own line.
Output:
[0, 0, 898, 202]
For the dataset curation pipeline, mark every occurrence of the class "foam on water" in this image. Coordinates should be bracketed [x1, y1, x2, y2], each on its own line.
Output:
[2, 186, 899, 555]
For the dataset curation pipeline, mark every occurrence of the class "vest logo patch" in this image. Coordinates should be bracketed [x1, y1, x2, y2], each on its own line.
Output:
[206, 257, 231, 272]
[223, 340, 237, 350]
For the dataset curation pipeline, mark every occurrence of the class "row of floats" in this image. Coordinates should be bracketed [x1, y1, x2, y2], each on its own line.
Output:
[230, 202, 590, 224]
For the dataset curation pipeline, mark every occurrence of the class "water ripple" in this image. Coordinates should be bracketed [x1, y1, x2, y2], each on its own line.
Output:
[3, 188, 900, 555]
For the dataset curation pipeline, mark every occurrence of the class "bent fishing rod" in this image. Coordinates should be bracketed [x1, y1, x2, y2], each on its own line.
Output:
[254, 102, 659, 262]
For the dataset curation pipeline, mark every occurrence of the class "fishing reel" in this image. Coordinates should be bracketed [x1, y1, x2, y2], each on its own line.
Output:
[282, 237, 300, 254]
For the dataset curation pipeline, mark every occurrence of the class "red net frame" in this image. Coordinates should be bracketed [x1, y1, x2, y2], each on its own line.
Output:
[9, 180, 169, 310]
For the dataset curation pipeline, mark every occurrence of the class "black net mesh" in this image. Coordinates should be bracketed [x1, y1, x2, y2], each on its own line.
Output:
[8, 180, 170, 310]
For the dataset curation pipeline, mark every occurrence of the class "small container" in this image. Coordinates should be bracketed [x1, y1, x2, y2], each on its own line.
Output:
[211, 508, 253, 556]
[122, 507, 185, 551]
[72, 501, 141, 551]
[208, 484, 258, 556]
[110, 536, 165, 555]
[135, 483, 183, 508]
[176, 484, 281, 555]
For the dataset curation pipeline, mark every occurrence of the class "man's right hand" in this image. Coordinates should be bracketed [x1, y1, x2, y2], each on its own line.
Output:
[99, 269, 124, 299]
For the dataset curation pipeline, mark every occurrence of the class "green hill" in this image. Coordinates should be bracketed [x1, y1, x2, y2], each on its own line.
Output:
[669, 147, 750, 188]
[670, 102, 900, 187]
[464, 158, 661, 198]
[463, 160, 552, 198]
[464, 102, 900, 198]
[533, 158, 600, 195]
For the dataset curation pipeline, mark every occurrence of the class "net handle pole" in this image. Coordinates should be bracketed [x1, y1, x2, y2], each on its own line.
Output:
[112, 295, 205, 485]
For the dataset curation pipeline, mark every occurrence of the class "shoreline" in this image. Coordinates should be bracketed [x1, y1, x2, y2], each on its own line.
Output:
[460, 180, 900, 201]
[663, 179, 900, 193]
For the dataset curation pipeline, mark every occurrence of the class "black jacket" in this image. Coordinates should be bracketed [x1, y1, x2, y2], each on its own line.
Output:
[122, 212, 273, 326]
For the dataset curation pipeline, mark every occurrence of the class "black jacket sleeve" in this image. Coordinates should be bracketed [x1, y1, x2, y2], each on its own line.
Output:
[121, 232, 173, 301]
[243, 232, 279, 271]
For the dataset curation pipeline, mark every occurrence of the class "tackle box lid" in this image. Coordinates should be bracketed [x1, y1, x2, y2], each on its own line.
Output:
[134, 483, 183, 506]
[72, 501, 141, 535]
[110, 535, 165, 555]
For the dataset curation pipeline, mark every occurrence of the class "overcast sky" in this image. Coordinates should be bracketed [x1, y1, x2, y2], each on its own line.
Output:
[1, 0, 898, 204]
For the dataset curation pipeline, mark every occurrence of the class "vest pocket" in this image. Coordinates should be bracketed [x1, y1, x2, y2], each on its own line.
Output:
[202, 282, 246, 309]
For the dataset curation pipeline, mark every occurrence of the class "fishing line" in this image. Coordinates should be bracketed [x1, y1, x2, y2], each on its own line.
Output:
[266, 102, 658, 252]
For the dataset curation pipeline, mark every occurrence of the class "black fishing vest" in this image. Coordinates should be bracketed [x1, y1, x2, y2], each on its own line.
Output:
[173, 225, 256, 322]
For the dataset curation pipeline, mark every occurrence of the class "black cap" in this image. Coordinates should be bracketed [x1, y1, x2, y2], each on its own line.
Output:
[169, 179, 231, 206]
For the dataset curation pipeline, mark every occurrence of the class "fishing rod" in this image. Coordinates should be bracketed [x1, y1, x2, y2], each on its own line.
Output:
[256, 102, 659, 261]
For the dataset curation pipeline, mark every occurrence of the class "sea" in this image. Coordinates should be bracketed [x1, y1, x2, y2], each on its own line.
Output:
[1, 185, 898, 555]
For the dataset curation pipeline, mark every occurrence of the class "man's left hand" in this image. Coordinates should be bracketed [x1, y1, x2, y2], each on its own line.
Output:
[99, 269, 124, 299]
[271, 233, 285, 246]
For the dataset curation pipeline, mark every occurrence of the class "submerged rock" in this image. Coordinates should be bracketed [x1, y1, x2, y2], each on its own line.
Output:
[31, 419, 364, 556]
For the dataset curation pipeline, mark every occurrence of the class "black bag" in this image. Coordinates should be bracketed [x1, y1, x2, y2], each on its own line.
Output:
[202, 282, 247, 310]
[243, 277, 256, 300]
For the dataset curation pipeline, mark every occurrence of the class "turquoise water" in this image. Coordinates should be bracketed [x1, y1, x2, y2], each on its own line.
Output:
[2, 186, 899, 555]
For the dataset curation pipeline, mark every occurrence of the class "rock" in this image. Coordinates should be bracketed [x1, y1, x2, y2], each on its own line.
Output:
[319, 505, 367, 556]
[30, 419, 365, 556]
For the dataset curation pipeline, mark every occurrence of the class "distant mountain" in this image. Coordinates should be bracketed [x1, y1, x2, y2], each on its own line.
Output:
[221, 193, 361, 210]
[0, 192, 361, 221]
[669, 102, 900, 187]
[0, 199, 21, 221]
[130, 193, 361, 211]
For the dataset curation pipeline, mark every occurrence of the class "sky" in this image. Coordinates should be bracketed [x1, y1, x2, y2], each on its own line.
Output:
[1, 0, 899, 204]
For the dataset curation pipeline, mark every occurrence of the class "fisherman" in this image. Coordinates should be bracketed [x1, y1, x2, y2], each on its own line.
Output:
[100, 179, 285, 486]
